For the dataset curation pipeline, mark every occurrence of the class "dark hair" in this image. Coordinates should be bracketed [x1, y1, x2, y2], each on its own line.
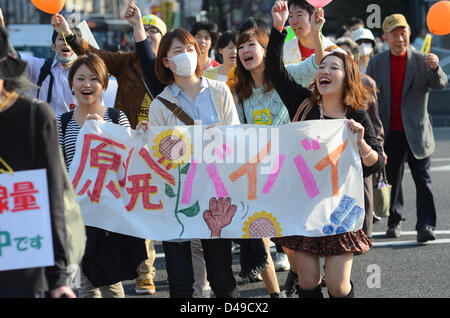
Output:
[288, 0, 315, 16]
[335, 25, 350, 39]
[238, 17, 271, 36]
[68, 54, 109, 90]
[52, 27, 82, 44]
[190, 21, 219, 51]
[335, 37, 359, 60]
[308, 52, 371, 111]
[216, 31, 236, 53]
[155, 28, 203, 85]
[347, 17, 365, 29]
[233, 29, 273, 102]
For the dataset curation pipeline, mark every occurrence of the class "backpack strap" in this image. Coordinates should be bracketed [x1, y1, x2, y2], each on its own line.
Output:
[293, 98, 313, 122]
[60, 111, 75, 140]
[107, 107, 121, 124]
[156, 97, 195, 126]
[36, 57, 55, 103]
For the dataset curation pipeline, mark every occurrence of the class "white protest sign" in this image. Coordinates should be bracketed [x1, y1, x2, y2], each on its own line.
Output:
[69, 120, 365, 241]
[0, 169, 54, 271]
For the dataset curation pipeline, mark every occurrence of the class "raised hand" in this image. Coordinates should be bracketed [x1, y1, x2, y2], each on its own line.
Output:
[0, 8, 5, 28]
[124, 0, 142, 27]
[425, 53, 439, 71]
[51, 14, 71, 36]
[310, 8, 325, 36]
[203, 197, 237, 238]
[271, 1, 289, 29]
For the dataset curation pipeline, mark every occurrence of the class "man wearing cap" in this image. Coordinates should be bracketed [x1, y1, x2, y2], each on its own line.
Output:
[367, 14, 448, 242]
[351, 28, 376, 74]
[52, 12, 166, 129]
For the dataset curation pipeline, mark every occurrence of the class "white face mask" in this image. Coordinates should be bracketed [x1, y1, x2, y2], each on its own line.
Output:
[358, 43, 373, 57]
[167, 51, 198, 77]
[55, 52, 77, 65]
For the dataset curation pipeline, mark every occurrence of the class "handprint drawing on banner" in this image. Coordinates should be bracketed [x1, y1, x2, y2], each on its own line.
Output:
[203, 197, 238, 238]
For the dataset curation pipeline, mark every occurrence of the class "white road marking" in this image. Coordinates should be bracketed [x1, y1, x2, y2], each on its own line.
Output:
[372, 238, 450, 248]
[372, 230, 450, 237]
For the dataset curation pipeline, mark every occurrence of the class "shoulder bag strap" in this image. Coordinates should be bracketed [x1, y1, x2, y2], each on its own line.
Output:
[107, 107, 121, 124]
[156, 96, 195, 126]
[293, 98, 312, 122]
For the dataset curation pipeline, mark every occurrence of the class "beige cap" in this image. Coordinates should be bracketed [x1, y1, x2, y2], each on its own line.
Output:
[142, 14, 167, 35]
[382, 14, 410, 33]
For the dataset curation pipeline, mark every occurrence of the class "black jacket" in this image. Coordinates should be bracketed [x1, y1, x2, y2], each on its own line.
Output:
[0, 98, 68, 297]
[265, 27, 383, 178]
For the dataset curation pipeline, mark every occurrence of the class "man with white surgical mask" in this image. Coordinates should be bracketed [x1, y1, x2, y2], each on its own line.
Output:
[351, 28, 376, 74]
[19, 29, 79, 116]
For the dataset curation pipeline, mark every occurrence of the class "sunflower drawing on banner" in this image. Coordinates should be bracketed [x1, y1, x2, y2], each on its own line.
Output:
[153, 129, 199, 237]
[242, 211, 283, 238]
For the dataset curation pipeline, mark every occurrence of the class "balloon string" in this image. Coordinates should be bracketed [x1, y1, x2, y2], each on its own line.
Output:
[319, 22, 324, 50]
[60, 25, 69, 47]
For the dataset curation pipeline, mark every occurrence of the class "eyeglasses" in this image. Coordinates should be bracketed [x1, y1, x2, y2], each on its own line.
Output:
[145, 27, 161, 34]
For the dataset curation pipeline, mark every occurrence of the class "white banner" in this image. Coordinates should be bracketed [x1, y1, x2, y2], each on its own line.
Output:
[69, 120, 365, 241]
[0, 170, 54, 271]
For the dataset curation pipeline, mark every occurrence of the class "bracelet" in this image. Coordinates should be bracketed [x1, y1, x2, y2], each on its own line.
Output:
[65, 32, 75, 43]
[273, 24, 285, 32]
[360, 147, 372, 159]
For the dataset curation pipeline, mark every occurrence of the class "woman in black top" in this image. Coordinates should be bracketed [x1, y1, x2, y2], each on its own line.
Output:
[0, 26, 75, 298]
[267, 2, 383, 298]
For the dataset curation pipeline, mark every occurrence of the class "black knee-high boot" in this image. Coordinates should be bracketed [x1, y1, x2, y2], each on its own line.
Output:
[328, 281, 354, 298]
[297, 284, 324, 298]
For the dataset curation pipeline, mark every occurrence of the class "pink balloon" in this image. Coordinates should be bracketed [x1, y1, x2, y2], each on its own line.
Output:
[306, 0, 333, 8]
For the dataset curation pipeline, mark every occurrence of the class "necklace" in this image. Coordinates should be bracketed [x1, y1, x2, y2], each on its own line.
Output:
[0, 91, 17, 112]
[319, 102, 347, 120]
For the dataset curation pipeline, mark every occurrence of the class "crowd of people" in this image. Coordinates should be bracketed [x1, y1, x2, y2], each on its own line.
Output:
[0, 0, 447, 298]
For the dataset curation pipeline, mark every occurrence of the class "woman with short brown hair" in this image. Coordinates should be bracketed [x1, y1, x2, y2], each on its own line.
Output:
[58, 53, 148, 298]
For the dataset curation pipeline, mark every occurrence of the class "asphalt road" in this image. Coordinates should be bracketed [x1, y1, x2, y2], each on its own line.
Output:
[118, 128, 450, 299]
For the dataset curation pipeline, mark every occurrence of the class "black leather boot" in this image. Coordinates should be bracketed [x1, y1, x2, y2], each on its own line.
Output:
[328, 281, 354, 298]
[297, 284, 324, 298]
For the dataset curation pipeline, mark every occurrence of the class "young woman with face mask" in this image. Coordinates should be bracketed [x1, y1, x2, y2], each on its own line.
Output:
[149, 28, 241, 298]
[351, 28, 376, 74]
[267, 1, 383, 298]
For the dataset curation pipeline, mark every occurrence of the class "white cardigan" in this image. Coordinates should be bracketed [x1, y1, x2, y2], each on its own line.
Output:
[148, 77, 241, 126]
[283, 35, 346, 65]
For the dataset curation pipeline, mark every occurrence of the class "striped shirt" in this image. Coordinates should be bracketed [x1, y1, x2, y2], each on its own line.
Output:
[57, 107, 130, 169]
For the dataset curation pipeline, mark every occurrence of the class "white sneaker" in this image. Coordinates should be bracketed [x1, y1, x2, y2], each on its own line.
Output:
[274, 253, 290, 272]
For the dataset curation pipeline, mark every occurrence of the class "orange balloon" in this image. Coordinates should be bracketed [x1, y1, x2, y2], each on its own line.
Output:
[31, 0, 66, 14]
[427, 1, 450, 36]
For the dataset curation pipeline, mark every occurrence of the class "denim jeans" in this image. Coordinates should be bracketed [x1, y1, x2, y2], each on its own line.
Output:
[162, 239, 238, 298]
